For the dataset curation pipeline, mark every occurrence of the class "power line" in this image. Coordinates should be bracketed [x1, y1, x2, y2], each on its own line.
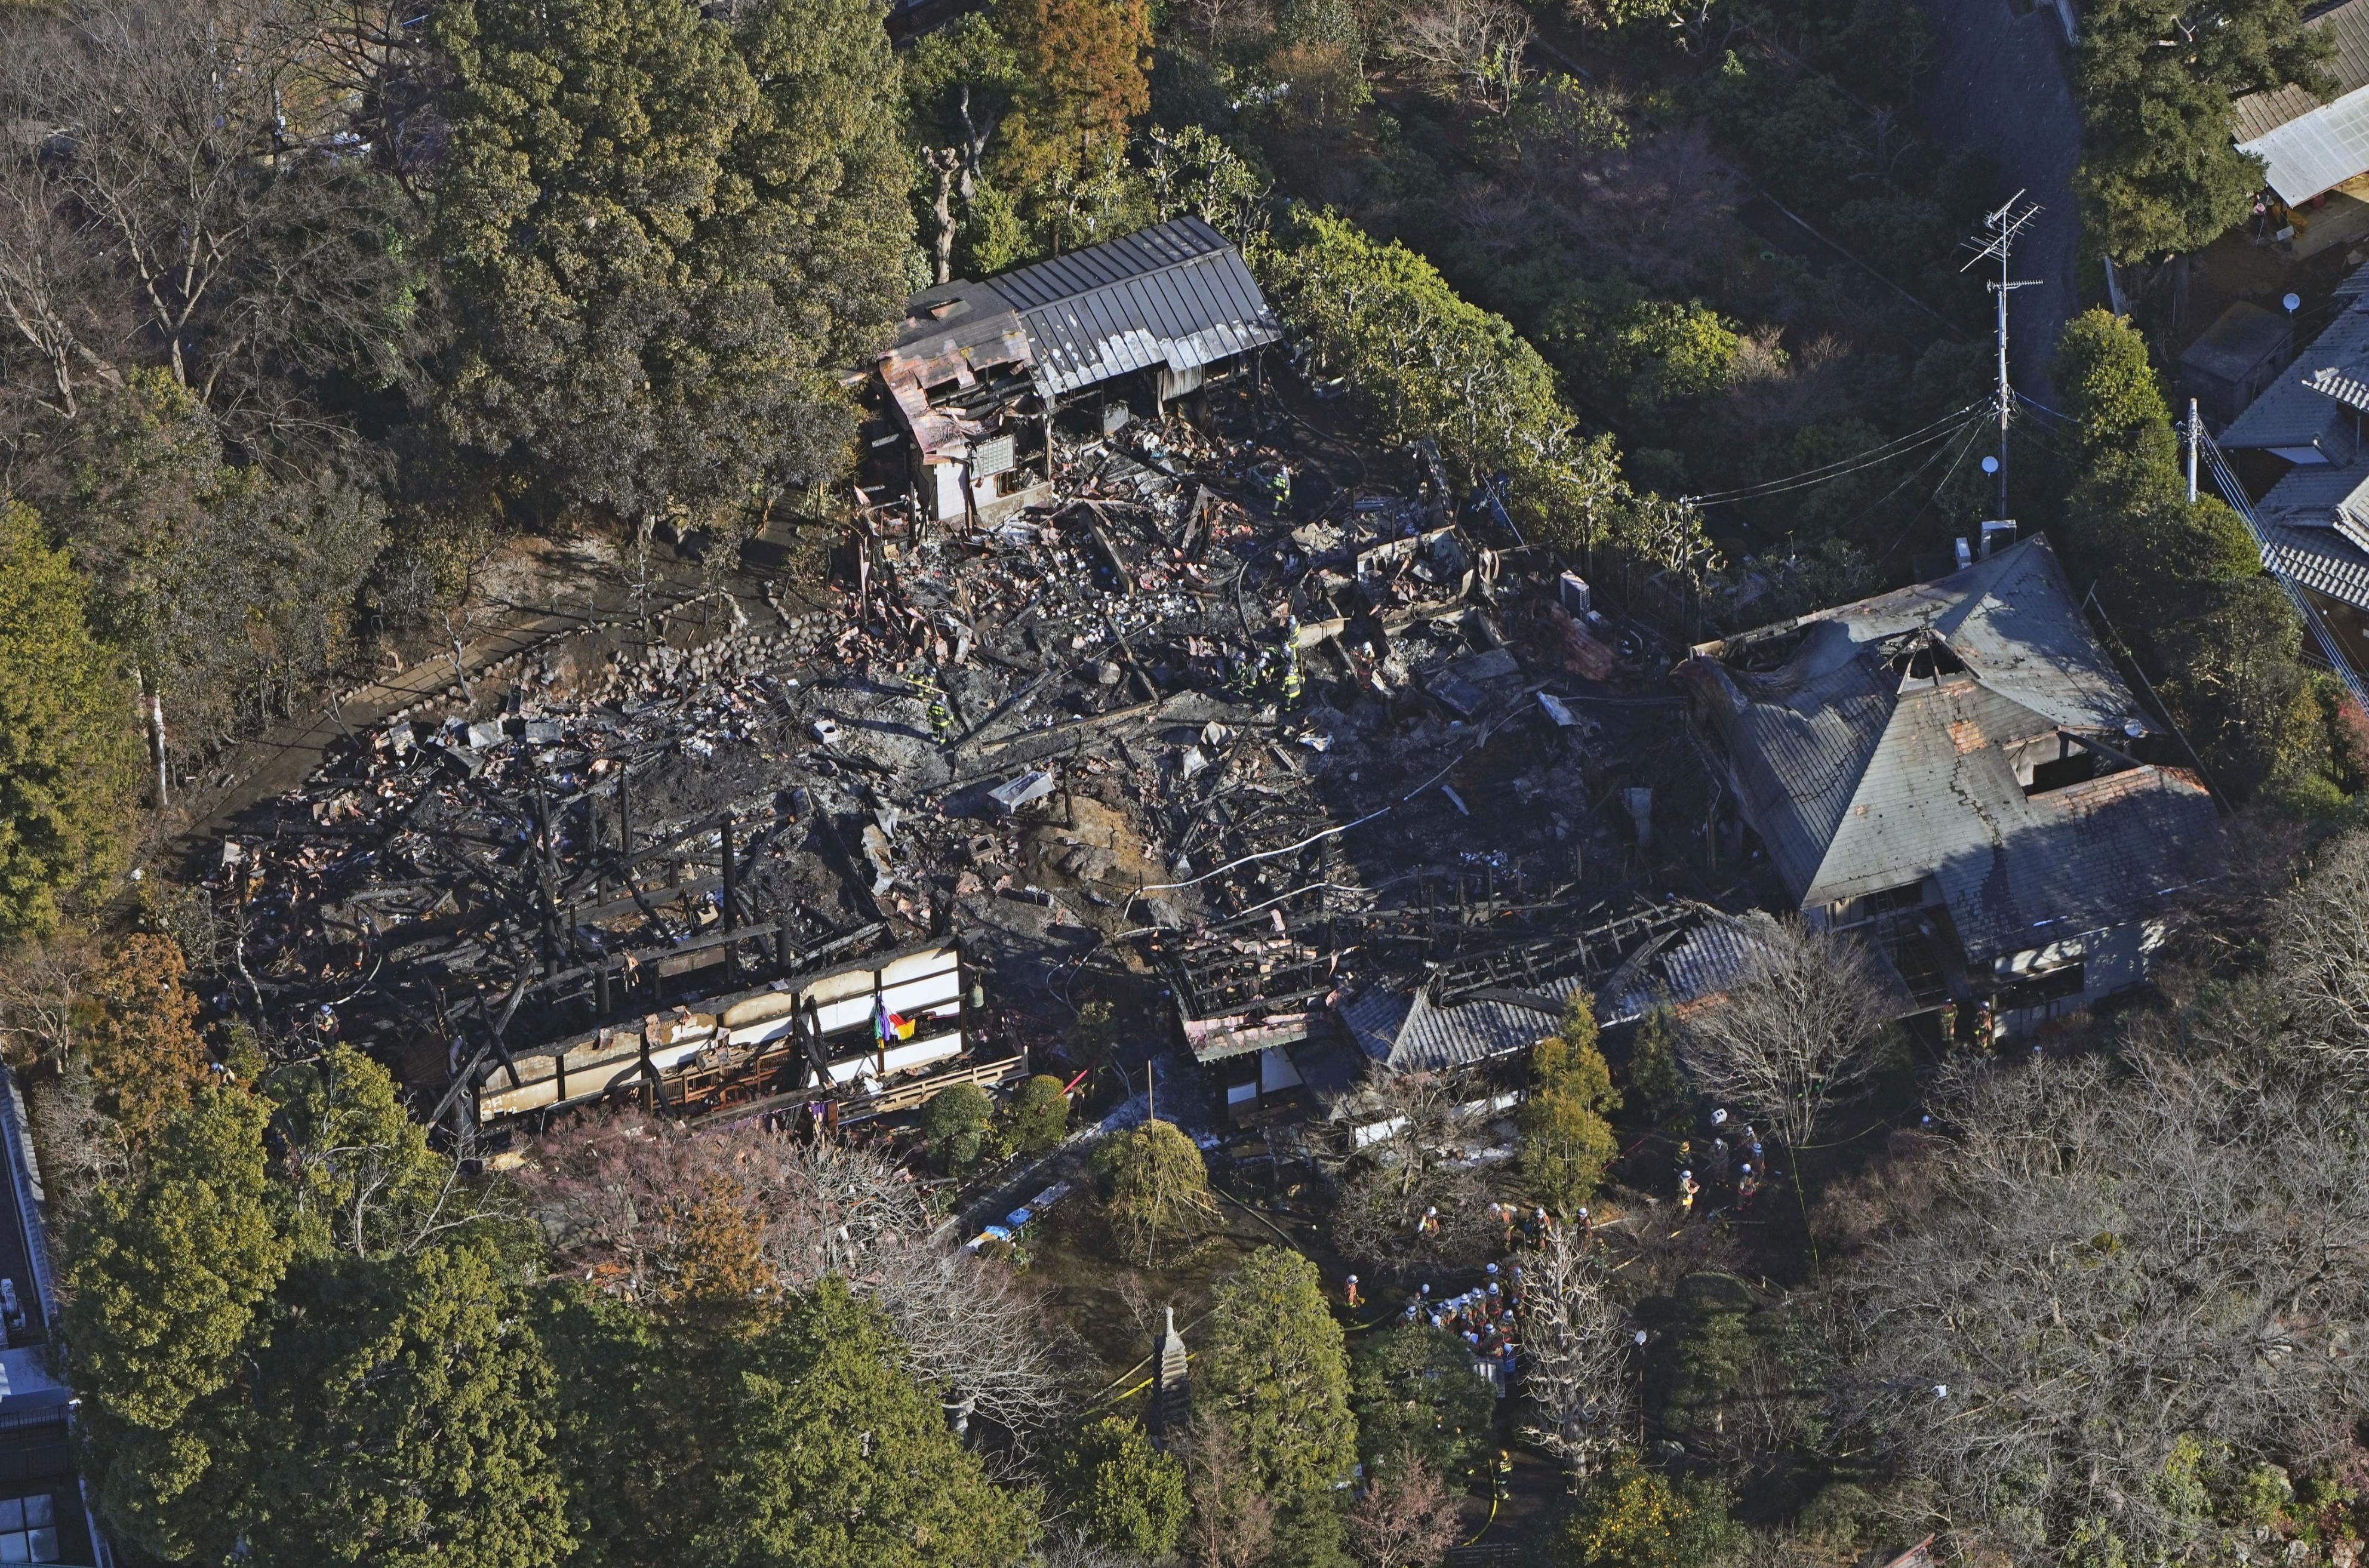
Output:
[1682, 403, 1990, 508]
[1872, 420, 1988, 565]
[2193, 429, 2369, 710]
[1961, 191, 2043, 519]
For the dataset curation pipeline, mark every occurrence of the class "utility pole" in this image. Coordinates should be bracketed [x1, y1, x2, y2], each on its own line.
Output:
[1962, 192, 2042, 519]
[2188, 398, 2202, 503]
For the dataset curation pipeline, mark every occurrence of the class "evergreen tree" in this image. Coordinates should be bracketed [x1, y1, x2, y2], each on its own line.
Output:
[1002, 1074, 1072, 1157]
[0, 501, 136, 945]
[81, 933, 210, 1145]
[432, 0, 910, 529]
[990, 0, 1151, 198]
[922, 1082, 996, 1173]
[1521, 997, 1622, 1215]
[248, 1239, 576, 1568]
[1192, 1247, 1358, 1505]
[269, 1046, 487, 1261]
[1066, 1416, 1188, 1557]
[690, 1279, 1036, 1568]
[2076, 0, 2331, 260]
[1090, 1119, 1220, 1265]
[63, 1087, 291, 1562]
[1625, 1009, 1690, 1129]
[1350, 1324, 1496, 1477]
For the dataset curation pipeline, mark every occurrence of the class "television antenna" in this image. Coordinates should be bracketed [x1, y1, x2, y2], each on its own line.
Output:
[1962, 191, 2044, 520]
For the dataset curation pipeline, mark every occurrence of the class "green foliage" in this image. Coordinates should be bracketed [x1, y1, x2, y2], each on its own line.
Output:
[63, 374, 385, 739]
[1065, 1416, 1188, 1557]
[1658, 1273, 1756, 1451]
[0, 501, 136, 944]
[1192, 1246, 1359, 1505]
[64, 1087, 292, 1562]
[248, 1239, 575, 1568]
[1267, 1495, 1356, 1568]
[2047, 309, 2325, 800]
[1629, 1013, 1687, 1136]
[1542, 278, 1746, 416]
[432, 0, 912, 527]
[2076, 0, 2331, 260]
[1090, 1119, 1219, 1262]
[922, 1082, 998, 1173]
[1556, 1461, 1746, 1568]
[270, 1045, 491, 1261]
[1260, 211, 1649, 562]
[690, 1279, 1036, 1568]
[1522, 997, 1623, 1214]
[1002, 1074, 1072, 1157]
[1349, 1325, 1496, 1476]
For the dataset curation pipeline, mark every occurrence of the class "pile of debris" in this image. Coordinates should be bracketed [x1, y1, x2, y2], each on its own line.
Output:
[201, 385, 1742, 1141]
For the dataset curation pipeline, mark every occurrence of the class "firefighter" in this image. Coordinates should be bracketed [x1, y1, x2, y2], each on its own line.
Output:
[1278, 636, 1304, 708]
[1678, 1169, 1700, 1218]
[1493, 1449, 1513, 1501]
[1344, 1274, 1362, 1310]
[1255, 460, 1291, 516]
[913, 671, 951, 741]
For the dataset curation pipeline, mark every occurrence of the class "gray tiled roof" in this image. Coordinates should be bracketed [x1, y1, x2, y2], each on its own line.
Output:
[2266, 517, 2369, 606]
[984, 217, 1283, 397]
[1602, 910, 1781, 1025]
[2220, 281, 2369, 452]
[1688, 538, 2219, 964]
[1340, 973, 1583, 1073]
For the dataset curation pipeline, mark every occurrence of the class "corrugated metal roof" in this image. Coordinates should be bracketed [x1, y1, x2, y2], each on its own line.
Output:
[983, 217, 1283, 397]
[2232, 0, 2369, 198]
[1688, 538, 2219, 963]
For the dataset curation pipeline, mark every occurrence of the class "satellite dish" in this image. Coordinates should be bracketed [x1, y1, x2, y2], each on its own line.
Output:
[2285, 292, 2303, 313]
[1980, 455, 2001, 475]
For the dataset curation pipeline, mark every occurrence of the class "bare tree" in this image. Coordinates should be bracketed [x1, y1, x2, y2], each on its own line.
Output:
[1328, 1067, 1502, 1268]
[2272, 831, 2369, 1075]
[1676, 916, 1892, 1159]
[0, 927, 94, 1071]
[1182, 1409, 1276, 1568]
[1516, 1222, 1632, 1480]
[1825, 1045, 2369, 1561]
[1389, 0, 1530, 113]
[516, 1113, 1078, 1444]
[1346, 1445, 1465, 1567]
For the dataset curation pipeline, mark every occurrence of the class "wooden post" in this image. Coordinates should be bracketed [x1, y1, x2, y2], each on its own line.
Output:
[721, 818, 738, 986]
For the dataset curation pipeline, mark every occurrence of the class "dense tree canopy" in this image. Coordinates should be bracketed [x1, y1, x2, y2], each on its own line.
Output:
[432, 0, 911, 528]
[1192, 1246, 1359, 1507]
[0, 501, 135, 945]
[2076, 0, 2331, 258]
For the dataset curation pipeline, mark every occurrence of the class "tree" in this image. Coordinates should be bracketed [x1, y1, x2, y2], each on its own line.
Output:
[63, 1086, 291, 1563]
[59, 374, 386, 743]
[1004, 1073, 1073, 1157]
[905, 14, 1021, 284]
[0, 501, 135, 944]
[81, 932, 210, 1144]
[1623, 1009, 1690, 1129]
[270, 1046, 487, 1263]
[1066, 1416, 1188, 1558]
[1554, 1462, 1745, 1568]
[2075, 0, 2331, 260]
[1090, 1119, 1220, 1265]
[431, 0, 910, 530]
[1350, 1326, 1496, 1477]
[2274, 829, 2369, 1074]
[247, 1238, 576, 1568]
[1521, 996, 1622, 1215]
[1827, 1035, 2369, 1562]
[1183, 1408, 1276, 1568]
[989, 0, 1150, 198]
[1345, 1446, 1465, 1568]
[1388, 0, 1531, 113]
[1331, 1067, 1496, 1267]
[0, 0, 425, 436]
[2055, 309, 2176, 471]
[1192, 1247, 1359, 1505]
[1261, 211, 1630, 556]
[923, 1081, 997, 1173]
[1517, 1223, 1632, 1480]
[689, 1279, 1036, 1568]
[1675, 917, 1891, 1159]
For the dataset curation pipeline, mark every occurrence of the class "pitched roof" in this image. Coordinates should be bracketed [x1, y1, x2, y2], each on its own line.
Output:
[1682, 538, 2218, 962]
[2217, 283, 2369, 453]
[2233, 0, 2369, 199]
[982, 217, 1282, 396]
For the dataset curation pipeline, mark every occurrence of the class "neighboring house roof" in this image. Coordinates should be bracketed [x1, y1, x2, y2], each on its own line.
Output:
[981, 217, 1283, 397]
[2218, 284, 2369, 454]
[1681, 538, 2219, 965]
[1602, 910, 1785, 1025]
[2233, 0, 2369, 202]
[2226, 262, 2369, 612]
[2180, 301, 2293, 386]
